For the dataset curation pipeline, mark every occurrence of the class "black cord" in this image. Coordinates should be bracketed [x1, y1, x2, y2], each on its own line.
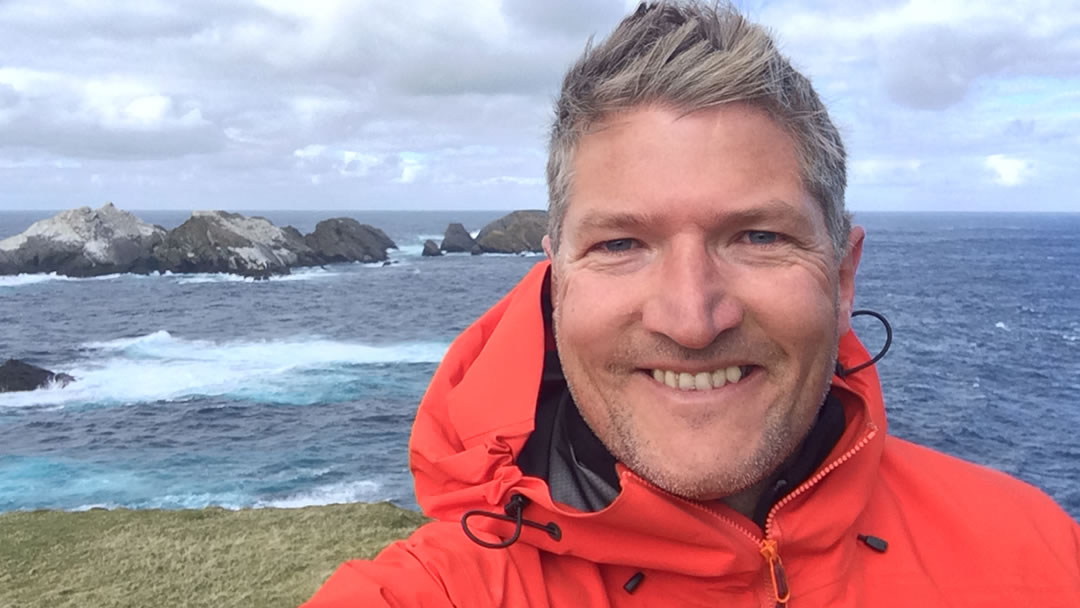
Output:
[461, 494, 562, 549]
[836, 310, 893, 377]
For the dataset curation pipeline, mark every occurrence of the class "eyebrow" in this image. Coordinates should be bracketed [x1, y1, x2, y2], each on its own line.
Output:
[573, 199, 812, 234]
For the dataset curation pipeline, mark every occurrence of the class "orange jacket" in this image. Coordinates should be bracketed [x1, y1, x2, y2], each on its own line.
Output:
[305, 261, 1080, 607]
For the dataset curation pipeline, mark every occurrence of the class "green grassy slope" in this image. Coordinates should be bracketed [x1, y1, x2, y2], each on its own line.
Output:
[0, 502, 426, 608]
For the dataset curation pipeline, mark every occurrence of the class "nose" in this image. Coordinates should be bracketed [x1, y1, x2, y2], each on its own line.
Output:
[640, 239, 743, 350]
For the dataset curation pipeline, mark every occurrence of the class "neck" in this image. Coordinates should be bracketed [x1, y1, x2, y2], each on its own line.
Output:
[720, 478, 770, 520]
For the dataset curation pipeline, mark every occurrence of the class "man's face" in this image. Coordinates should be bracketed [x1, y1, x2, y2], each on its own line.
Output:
[544, 104, 863, 501]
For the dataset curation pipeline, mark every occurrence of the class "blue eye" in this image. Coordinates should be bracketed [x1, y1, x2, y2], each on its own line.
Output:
[601, 238, 637, 252]
[746, 231, 779, 245]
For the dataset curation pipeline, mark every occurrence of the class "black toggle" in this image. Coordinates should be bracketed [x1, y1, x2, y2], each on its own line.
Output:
[461, 494, 562, 549]
[836, 310, 893, 377]
[857, 534, 889, 553]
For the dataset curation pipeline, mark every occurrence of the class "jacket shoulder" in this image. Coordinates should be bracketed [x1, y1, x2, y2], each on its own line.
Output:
[868, 436, 1080, 593]
[880, 435, 1072, 519]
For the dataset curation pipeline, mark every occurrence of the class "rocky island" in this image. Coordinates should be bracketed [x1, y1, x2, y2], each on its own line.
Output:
[0, 203, 548, 278]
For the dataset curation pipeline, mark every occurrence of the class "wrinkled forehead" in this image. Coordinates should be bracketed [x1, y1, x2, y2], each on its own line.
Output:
[559, 104, 823, 237]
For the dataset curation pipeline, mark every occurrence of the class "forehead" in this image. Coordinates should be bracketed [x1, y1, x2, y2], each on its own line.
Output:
[564, 103, 821, 234]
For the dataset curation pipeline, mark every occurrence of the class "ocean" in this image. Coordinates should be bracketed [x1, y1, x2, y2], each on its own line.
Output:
[1, 210, 1078, 521]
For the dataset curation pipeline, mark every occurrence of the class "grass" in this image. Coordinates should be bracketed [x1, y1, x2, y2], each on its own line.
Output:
[0, 502, 426, 608]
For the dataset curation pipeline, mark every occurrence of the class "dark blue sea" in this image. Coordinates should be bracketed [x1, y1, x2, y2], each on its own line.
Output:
[1, 210, 1078, 521]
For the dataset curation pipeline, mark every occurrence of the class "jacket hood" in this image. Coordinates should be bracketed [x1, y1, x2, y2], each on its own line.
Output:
[409, 261, 888, 577]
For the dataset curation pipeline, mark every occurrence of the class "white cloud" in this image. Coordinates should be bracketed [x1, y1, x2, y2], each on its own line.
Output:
[851, 159, 923, 183]
[339, 151, 380, 177]
[293, 144, 327, 159]
[985, 154, 1034, 186]
[396, 152, 426, 184]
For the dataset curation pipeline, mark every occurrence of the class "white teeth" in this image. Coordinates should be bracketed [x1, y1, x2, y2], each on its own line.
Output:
[678, 372, 694, 390]
[694, 372, 711, 391]
[650, 366, 748, 391]
[711, 370, 726, 388]
[665, 370, 677, 389]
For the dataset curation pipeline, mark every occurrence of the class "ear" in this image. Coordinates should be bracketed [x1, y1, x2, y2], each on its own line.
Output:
[836, 226, 865, 336]
[542, 234, 559, 294]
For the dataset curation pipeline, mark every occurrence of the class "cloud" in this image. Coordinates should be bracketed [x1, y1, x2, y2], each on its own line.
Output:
[985, 154, 1034, 186]
[769, 0, 1080, 110]
[502, 0, 628, 38]
[0, 0, 1077, 212]
[0, 68, 223, 159]
[851, 159, 923, 184]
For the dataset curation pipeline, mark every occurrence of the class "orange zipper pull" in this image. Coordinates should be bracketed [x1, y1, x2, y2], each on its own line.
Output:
[760, 539, 791, 605]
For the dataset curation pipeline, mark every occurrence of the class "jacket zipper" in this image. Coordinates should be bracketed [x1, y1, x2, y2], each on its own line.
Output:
[625, 420, 879, 607]
[760, 421, 879, 606]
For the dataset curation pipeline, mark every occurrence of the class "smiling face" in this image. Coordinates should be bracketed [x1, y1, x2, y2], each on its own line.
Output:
[544, 104, 863, 502]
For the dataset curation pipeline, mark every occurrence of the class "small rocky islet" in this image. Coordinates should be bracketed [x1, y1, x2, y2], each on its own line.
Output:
[0, 204, 547, 278]
[0, 359, 74, 394]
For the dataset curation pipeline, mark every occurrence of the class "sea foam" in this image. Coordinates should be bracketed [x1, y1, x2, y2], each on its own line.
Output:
[0, 331, 449, 409]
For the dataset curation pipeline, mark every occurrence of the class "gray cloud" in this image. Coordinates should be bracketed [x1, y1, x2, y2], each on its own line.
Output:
[880, 21, 1080, 110]
[502, 0, 627, 38]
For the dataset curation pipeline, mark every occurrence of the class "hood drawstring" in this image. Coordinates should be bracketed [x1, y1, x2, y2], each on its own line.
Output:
[461, 494, 562, 549]
[836, 310, 893, 377]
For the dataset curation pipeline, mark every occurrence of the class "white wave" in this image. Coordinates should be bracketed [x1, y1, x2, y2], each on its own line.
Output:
[995, 321, 1009, 331]
[174, 273, 251, 284]
[60, 479, 386, 511]
[259, 479, 382, 509]
[0, 331, 449, 408]
[395, 234, 444, 257]
[0, 272, 151, 287]
[174, 267, 339, 284]
[483, 251, 544, 258]
[0, 268, 335, 288]
[0, 273, 74, 287]
[361, 259, 409, 268]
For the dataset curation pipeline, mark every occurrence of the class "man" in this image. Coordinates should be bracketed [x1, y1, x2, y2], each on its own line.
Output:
[305, 3, 1080, 606]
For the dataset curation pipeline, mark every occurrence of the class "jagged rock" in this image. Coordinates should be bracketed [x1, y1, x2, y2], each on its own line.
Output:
[440, 223, 479, 254]
[282, 226, 305, 242]
[152, 211, 321, 277]
[422, 239, 443, 257]
[304, 218, 398, 264]
[0, 202, 166, 277]
[475, 210, 548, 254]
[0, 359, 75, 393]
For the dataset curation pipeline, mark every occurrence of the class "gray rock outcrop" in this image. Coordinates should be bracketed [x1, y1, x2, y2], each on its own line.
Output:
[475, 210, 548, 254]
[0, 359, 75, 393]
[440, 223, 479, 254]
[0, 203, 165, 277]
[304, 218, 398, 264]
[152, 211, 321, 277]
[421, 239, 442, 257]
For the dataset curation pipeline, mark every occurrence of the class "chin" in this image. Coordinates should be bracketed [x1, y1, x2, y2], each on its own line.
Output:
[621, 446, 762, 501]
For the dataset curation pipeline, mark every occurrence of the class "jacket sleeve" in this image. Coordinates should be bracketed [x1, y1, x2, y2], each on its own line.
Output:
[302, 537, 455, 608]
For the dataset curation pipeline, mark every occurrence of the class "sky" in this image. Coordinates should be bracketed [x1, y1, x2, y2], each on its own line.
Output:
[0, 0, 1077, 213]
